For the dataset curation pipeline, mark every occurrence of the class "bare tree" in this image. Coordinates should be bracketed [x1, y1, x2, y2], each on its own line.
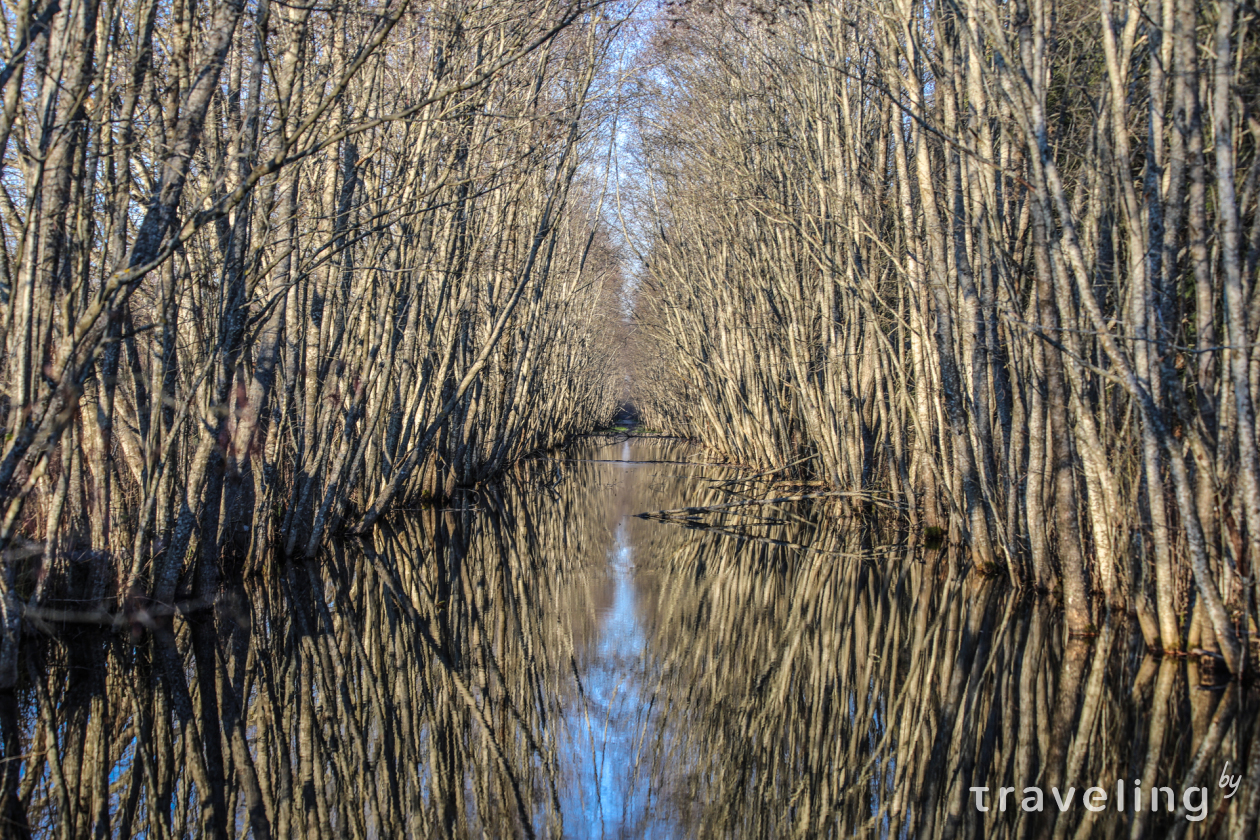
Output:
[628, 0, 1260, 668]
[0, 0, 628, 682]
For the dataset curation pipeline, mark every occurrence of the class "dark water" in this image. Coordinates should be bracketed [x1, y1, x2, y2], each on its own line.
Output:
[4, 437, 1258, 838]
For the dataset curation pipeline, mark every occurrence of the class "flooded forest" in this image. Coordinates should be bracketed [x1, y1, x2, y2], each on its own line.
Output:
[0, 0, 1259, 837]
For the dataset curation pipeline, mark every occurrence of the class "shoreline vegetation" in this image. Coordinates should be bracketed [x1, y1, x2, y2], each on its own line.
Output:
[0, 0, 628, 683]
[12, 444, 1254, 838]
[627, 0, 1260, 673]
[0, 0, 1258, 682]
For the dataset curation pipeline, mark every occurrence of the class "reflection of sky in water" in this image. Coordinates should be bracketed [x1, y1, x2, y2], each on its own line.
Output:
[16, 435, 1244, 839]
[564, 521, 643, 837]
[560, 445, 657, 839]
[567, 463, 640, 836]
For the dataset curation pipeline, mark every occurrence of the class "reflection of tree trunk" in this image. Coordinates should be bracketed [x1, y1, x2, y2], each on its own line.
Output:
[928, 583, 999, 839]
[1240, 715, 1260, 838]
[1037, 637, 1091, 840]
[1167, 685, 1235, 840]
[1014, 609, 1048, 840]
[0, 689, 31, 838]
[213, 613, 271, 838]
[11, 447, 1260, 835]
[1129, 656, 1174, 839]
[154, 629, 226, 837]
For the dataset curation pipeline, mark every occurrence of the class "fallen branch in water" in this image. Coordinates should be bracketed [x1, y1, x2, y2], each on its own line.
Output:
[21, 594, 223, 630]
[538, 457, 735, 466]
[635, 490, 904, 519]
[642, 515, 909, 559]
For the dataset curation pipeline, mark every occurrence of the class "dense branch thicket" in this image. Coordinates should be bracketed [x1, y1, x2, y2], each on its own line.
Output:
[629, 0, 1260, 664]
[0, 0, 627, 680]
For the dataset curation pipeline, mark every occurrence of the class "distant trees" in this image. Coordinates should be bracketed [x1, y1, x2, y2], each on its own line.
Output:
[630, 0, 1260, 664]
[0, 0, 625, 679]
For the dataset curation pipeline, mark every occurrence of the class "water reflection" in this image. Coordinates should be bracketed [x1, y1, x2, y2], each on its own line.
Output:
[3, 438, 1258, 838]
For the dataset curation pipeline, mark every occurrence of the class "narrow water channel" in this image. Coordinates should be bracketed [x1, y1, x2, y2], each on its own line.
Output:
[5, 437, 1257, 838]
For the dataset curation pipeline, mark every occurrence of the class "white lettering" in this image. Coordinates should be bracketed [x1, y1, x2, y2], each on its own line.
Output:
[1219, 761, 1242, 799]
[1183, 787, 1207, 822]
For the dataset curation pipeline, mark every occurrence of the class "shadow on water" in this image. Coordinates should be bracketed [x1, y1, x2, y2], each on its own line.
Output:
[3, 438, 1258, 838]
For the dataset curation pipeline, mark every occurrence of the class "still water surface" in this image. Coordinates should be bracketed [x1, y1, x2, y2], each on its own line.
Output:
[5, 437, 1259, 838]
